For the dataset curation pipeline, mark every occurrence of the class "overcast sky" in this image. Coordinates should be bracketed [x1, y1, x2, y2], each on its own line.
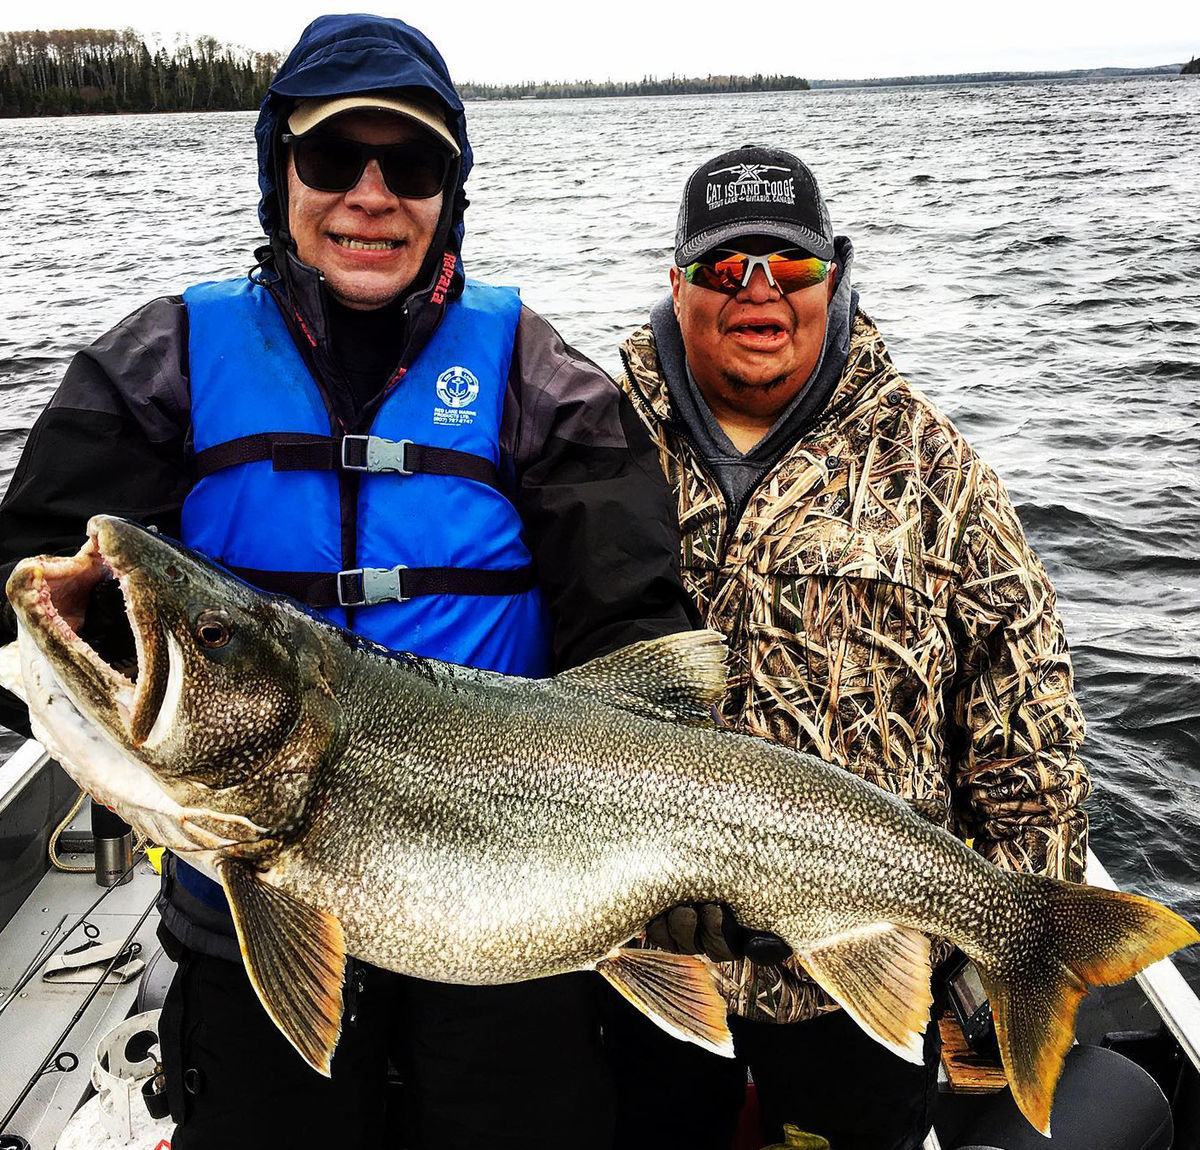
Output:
[8, 0, 1198, 83]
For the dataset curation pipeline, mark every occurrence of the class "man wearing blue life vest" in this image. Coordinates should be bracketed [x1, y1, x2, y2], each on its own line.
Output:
[0, 14, 705, 1150]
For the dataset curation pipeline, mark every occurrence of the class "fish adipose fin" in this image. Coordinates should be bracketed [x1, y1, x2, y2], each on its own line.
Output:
[596, 947, 734, 1056]
[797, 922, 933, 1064]
[218, 858, 347, 1075]
[979, 877, 1200, 1136]
[556, 630, 728, 724]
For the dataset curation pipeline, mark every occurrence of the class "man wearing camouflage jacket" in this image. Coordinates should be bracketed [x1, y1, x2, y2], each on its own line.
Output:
[604, 145, 1090, 1150]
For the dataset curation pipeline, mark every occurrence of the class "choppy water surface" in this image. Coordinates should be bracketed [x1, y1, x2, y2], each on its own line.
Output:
[1, 79, 1198, 982]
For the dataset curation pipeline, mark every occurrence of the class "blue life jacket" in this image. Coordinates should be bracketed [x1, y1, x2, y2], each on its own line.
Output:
[167, 276, 552, 926]
[181, 276, 552, 674]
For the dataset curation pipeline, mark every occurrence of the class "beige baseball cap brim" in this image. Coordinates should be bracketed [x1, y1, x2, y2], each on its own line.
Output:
[287, 93, 460, 156]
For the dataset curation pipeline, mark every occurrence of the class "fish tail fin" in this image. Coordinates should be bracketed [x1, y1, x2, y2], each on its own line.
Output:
[979, 876, 1198, 1135]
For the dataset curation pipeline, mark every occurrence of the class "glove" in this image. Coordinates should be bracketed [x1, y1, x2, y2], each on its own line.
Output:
[645, 902, 792, 965]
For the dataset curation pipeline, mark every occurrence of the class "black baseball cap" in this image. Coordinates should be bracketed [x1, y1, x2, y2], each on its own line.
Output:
[675, 144, 834, 266]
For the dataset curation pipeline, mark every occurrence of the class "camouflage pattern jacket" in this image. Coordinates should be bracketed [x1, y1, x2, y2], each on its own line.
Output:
[618, 309, 1091, 1024]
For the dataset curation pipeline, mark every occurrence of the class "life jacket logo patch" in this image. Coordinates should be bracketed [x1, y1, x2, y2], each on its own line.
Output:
[434, 366, 480, 425]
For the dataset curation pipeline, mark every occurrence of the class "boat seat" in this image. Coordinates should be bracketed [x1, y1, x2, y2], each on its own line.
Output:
[949, 1044, 1172, 1150]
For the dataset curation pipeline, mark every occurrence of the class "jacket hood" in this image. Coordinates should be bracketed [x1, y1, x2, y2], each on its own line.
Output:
[254, 14, 472, 249]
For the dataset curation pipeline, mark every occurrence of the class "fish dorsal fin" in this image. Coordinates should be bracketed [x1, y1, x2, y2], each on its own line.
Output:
[218, 858, 347, 1075]
[556, 630, 728, 723]
[596, 947, 734, 1057]
[797, 923, 932, 1064]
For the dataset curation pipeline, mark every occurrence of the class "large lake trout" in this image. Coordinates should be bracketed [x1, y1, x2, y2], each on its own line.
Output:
[5, 516, 1196, 1134]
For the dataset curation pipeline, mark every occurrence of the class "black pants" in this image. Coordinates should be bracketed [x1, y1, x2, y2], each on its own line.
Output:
[158, 935, 615, 1150]
[604, 989, 940, 1150]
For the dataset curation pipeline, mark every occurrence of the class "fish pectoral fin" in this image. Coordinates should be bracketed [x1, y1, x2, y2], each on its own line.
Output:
[555, 630, 728, 724]
[218, 859, 346, 1076]
[596, 947, 734, 1057]
[797, 923, 932, 1064]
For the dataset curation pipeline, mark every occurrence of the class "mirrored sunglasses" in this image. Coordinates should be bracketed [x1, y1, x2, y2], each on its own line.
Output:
[681, 250, 832, 296]
[283, 133, 452, 199]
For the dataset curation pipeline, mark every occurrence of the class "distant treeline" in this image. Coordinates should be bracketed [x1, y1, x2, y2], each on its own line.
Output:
[4, 27, 1190, 119]
[811, 64, 1184, 89]
[0, 28, 282, 117]
[0, 35, 810, 116]
[1183, 57, 1200, 75]
[457, 74, 810, 100]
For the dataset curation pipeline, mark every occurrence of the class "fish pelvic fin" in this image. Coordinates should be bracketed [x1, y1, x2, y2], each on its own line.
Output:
[555, 630, 727, 724]
[596, 947, 734, 1057]
[980, 876, 1200, 1136]
[796, 923, 932, 1064]
[218, 858, 347, 1076]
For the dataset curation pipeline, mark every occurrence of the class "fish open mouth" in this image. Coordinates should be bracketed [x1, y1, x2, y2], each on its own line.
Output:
[9, 522, 165, 743]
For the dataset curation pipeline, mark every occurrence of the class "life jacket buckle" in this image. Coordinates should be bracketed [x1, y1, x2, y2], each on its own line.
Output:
[341, 435, 414, 476]
[337, 565, 410, 607]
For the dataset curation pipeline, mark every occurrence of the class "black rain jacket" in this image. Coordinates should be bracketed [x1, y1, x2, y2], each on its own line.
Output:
[0, 18, 697, 948]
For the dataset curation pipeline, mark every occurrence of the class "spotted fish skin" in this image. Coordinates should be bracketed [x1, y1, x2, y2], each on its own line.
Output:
[5, 516, 1196, 1135]
[280, 647, 1005, 986]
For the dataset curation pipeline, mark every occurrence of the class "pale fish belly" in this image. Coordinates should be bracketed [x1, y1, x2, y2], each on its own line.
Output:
[265, 821, 686, 984]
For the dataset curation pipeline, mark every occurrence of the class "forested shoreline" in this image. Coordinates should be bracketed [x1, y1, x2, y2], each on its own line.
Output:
[0, 29, 282, 116]
[812, 63, 1185, 87]
[457, 75, 811, 99]
[0, 29, 810, 116]
[1, 26, 1192, 118]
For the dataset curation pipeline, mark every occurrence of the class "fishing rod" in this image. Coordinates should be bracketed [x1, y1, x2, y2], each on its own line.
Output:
[0, 874, 159, 1137]
[0, 846, 146, 1022]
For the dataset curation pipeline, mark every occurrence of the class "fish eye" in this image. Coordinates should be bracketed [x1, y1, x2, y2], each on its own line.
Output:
[164, 563, 186, 583]
[195, 609, 233, 648]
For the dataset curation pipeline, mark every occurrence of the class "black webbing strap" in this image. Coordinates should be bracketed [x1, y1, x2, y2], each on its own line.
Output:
[233, 563, 536, 608]
[193, 433, 336, 476]
[194, 433, 501, 491]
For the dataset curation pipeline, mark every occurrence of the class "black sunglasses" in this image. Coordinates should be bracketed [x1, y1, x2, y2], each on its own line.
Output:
[282, 132, 452, 199]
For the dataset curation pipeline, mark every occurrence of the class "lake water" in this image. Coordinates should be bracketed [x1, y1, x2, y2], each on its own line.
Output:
[1, 77, 1198, 982]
